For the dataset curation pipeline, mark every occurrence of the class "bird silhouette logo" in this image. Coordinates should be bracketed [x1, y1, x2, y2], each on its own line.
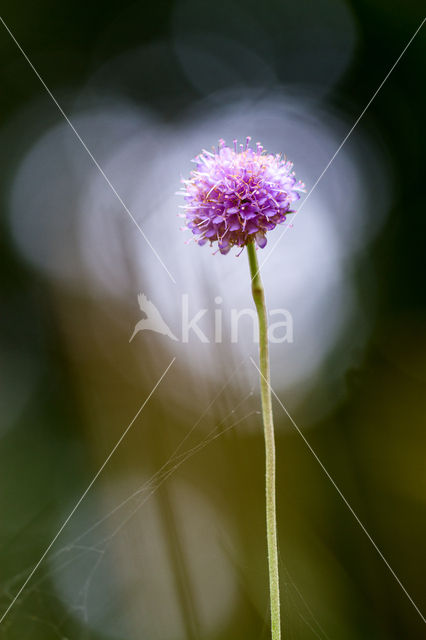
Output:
[129, 293, 179, 342]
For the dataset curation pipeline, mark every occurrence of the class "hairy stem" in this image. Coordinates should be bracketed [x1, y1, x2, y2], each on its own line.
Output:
[247, 241, 281, 640]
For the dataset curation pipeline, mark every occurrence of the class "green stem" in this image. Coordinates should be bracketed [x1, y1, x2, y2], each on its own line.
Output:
[247, 241, 281, 640]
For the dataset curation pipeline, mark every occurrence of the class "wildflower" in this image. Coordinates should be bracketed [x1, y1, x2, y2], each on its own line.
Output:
[179, 137, 304, 254]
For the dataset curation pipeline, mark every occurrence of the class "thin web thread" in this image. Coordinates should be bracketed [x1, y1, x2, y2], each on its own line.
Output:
[0, 357, 176, 625]
[0, 381, 256, 621]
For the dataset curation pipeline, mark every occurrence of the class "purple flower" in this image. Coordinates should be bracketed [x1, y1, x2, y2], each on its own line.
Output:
[178, 137, 305, 254]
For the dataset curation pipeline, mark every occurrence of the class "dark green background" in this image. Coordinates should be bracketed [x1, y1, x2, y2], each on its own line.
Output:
[0, 1, 425, 639]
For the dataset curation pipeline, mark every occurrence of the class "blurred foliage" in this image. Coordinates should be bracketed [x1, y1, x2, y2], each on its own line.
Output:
[0, 1, 425, 639]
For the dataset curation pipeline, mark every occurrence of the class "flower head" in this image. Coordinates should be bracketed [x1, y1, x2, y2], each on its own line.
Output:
[179, 137, 305, 254]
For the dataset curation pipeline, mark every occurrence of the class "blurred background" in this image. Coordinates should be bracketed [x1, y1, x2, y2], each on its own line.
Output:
[0, 1, 425, 638]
